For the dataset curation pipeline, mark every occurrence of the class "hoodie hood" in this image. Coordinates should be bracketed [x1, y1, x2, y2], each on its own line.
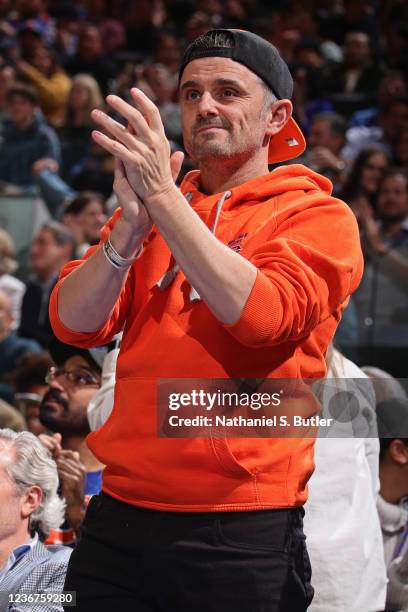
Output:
[180, 164, 333, 212]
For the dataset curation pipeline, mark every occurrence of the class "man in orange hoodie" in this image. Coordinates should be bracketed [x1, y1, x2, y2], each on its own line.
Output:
[50, 30, 363, 612]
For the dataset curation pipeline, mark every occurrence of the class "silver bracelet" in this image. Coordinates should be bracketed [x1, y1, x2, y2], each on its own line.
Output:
[102, 235, 141, 269]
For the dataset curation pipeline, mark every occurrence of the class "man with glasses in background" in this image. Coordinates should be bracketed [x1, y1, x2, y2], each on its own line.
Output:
[38, 338, 104, 546]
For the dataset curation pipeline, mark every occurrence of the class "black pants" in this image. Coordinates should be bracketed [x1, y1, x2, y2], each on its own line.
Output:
[63, 492, 313, 612]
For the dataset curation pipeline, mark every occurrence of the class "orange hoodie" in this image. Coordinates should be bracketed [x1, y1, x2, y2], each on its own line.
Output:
[49, 164, 363, 512]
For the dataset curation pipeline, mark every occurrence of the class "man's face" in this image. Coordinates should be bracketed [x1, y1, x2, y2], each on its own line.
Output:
[308, 119, 333, 150]
[40, 355, 100, 435]
[377, 174, 408, 223]
[78, 200, 107, 245]
[381, 102, 408, 145]
[360, 152, 388, 194]
[0, 291, 13, 339]
[0, 446, 23, 542]
[180, 57, 273, 165]
[78, 27, 102, 59]
[7, 95, 35, 128]
[343, 32, 370, 67]
[30, 228, 66, 278]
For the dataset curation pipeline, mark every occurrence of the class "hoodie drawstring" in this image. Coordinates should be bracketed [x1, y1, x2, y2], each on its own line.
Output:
[156, 190, 232, 303]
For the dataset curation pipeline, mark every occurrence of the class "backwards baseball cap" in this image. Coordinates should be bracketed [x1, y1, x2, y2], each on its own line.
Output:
[179, 29, 306, 165]
[48, 337, 105, 373]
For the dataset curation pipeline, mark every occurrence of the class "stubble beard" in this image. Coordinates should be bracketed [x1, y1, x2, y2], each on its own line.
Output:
[190, 130, 260, 165]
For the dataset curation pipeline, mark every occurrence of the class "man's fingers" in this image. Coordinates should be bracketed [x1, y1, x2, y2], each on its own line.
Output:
[114, 157, 125, 179]
[114, 159, 132, 187]
[105, 95, 151, 139]
[92, 130, 142, 166]
[57, 454, 84, 469]
[129, 88, 164, 133]
[58, 469, 84, 484]
[57, 461, 85, 476]
[170, 151, 184, 182]
[38, 434, 58, 453]
[91, 110, 144, 151]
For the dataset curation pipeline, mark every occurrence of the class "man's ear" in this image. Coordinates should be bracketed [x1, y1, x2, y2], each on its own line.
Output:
[20, 485, 42, 521]
[389, 439, 408, 466]
[265, 99, 293, 137]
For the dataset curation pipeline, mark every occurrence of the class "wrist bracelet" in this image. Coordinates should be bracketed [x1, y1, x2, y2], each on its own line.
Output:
[102, 235, 141, 269]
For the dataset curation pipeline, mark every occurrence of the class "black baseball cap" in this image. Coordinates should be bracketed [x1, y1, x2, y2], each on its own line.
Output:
[48, 337, 105, 372]
[179, 29, 306, 165]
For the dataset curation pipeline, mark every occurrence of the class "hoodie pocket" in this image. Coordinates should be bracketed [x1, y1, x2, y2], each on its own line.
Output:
[209, 434, 255, 478]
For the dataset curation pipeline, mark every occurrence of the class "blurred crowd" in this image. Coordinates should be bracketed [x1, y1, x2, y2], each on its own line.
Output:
[0, 0, 407, 611]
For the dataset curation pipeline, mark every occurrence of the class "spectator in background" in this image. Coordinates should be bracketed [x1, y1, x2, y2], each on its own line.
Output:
[51, 3, 80, 64]
[62, 191, 107, 257]
[68, 138, 115, 199]
[0, 290, 41, 405]
[64, 24, 117, 96]
[12, 0, 56, 47]
[292, 38, 327, 106]
[304, 344, 387, 612]
[353, 169, 408, 377]
[15, 24, 43, 60]
[335, 147, 389, 358]
[343, 97, 408, 161]
[394, 125, 408, 171]
[58, 74, 104, 186]
[302, 111, 347, 192]
[153, 34, 181, 75]
[325, 31, 381, 97]
[123, 0, 165, 56]
[376, 398, 408, 612]
[0, 428, 70, 612]
[39, 338, 104, 545]
[18, 222, 75, 348]
[99, 19, 126, 55]
[348, 71, 407, 129]
[82, 0, 126, 55]
[12, 351, 53, 436]
[142, 63, 182, 143]
[340, 146, 389, 223]
[0, 84, 60, 194]
[0, 228, 26, 330]
[12, 44, 72, 126]
[319, 0, 378, 48]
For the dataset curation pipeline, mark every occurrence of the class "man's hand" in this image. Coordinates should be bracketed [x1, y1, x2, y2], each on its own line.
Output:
[32, 158, 59, 176]
[113, 158, 152, 233]
[38, 433, 62, 459]
[309, 147, 345, 173]
[90, 89, 184, 208]
[56, 449, 87, 535]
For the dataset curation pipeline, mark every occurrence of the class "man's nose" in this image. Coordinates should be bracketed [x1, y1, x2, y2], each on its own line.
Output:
[196, 92, 218, 117]
[49, 377, 66, 392]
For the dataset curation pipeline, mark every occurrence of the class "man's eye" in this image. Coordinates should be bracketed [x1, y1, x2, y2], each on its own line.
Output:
[73, 373, 92, 385]
[186, 91, 200, 101]
[222, 89, 236, 97]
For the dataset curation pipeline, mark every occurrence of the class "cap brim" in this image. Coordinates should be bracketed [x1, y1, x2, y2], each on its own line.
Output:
[48, 337, 103, 371]
[268, 117, 306, 165]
